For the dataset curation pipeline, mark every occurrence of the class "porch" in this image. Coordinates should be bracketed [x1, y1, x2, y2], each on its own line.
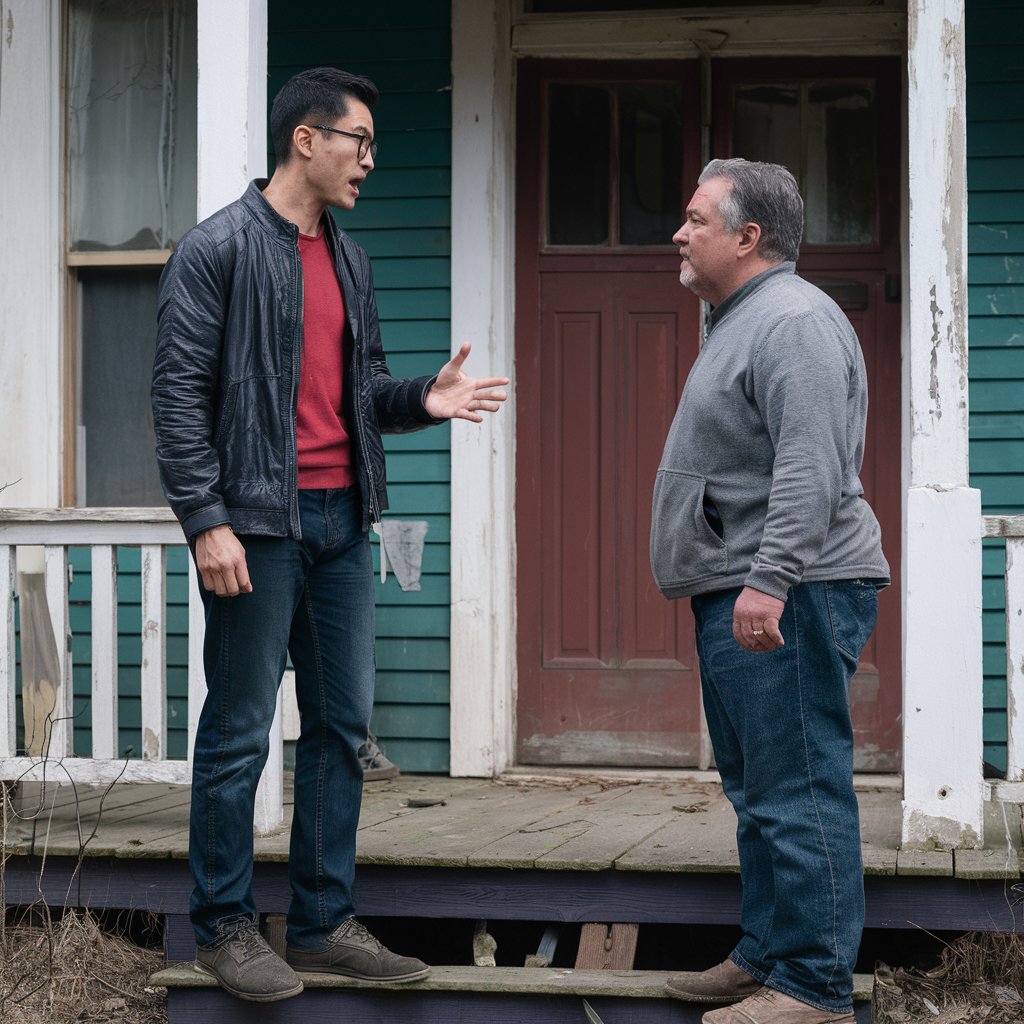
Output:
[4, 772, 1022, 1023]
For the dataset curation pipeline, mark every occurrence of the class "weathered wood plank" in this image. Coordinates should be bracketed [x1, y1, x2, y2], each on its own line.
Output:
[858, 789, 900, 876]
[90, 545, 118, 759]
[187, 559, 205, 765]
[895, 849, 953, 876]
[474, 783, 701, 872]
[254, 690, 284, 835]
[468, 783, 644, 869]
[0, 508, 184, 546]
[954, 844, 1022, 879]
[44, 548, 73, 757]
[356, 781, 593, 867]
[983, 514, 1024, 538]
[0, 545, 15, 757]
[614, 792, 740, 873]
[0, 756, 191, 786]
[575, 922, 639, 970]
[140, 545, 167, 761]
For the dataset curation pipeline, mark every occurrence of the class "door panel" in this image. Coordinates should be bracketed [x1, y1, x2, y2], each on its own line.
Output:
[520, 270, 703, 766]
[516, 58, 903, 770]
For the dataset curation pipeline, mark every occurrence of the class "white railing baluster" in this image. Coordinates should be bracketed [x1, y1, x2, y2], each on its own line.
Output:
[187, 558, 206, 764]
[255, 690, 285, 835]
[43, 545, 72, 758]
[91, 545, 118, 759]
[0, 545, 16, 757]
[1005, 537, 1024, 782]
[140, 544, 167, 761]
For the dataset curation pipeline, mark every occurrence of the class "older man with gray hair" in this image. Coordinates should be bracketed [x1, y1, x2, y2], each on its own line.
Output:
[650, 159, 889, 1024]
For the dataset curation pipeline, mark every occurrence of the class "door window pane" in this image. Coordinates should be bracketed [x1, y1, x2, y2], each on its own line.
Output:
[548, 85, 611, 245]
[804, 84, 875, 246]
[619, 85, 684, 245]
[732, 85, 800, 177]
[732, 81, 876, 246]
[78, 268, 166, 506]
[68, 0, 197, 251]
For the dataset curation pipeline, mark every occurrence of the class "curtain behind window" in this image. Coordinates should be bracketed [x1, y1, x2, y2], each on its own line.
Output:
[68, 0, 197, 251]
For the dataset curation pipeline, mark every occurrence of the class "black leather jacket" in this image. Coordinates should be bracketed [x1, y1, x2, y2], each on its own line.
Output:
[152, 180, 438, 541]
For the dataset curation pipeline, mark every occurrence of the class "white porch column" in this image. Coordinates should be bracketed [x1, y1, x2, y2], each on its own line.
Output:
[0, 1, 63, 509]
[197, 0, 268, 218]
[449, 0, 516, 776]
[902, 0, 983, 848]
[197, 0, 281, 829]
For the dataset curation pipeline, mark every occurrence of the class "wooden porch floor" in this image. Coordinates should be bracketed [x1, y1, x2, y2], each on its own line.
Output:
[6, 771, 1022, 880]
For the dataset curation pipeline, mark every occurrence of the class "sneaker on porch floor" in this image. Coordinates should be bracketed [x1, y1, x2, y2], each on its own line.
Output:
[286, 917, 430, 982]
[360, 731, 400, 782]
[195, 919, 303, 1002]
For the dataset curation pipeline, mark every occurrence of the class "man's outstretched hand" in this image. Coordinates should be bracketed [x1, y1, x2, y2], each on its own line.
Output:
[424, 342, 509, 422]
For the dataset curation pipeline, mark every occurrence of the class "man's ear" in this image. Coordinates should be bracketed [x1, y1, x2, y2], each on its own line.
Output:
[292, 124, 316, 160]
[737, 222, 762, 258]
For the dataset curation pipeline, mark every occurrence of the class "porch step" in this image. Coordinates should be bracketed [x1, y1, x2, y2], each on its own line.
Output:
[151, 963, 874, 1023]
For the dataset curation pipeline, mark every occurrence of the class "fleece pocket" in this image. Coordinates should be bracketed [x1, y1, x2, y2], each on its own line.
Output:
[650, 469, 728, 590]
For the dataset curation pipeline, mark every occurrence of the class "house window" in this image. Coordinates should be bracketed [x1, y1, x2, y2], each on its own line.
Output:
[66, 0, 197, 506]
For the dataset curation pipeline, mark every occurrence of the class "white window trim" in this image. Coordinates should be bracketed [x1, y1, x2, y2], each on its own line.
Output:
[0, 0, 64, 509]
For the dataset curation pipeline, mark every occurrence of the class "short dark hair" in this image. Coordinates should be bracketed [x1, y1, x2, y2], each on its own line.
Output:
[270, 67, 379, 165]
[699, 158, 804, 263]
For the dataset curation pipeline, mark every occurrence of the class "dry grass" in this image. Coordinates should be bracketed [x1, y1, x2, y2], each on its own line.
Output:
[875, 932, 1024, 1024]
[0, 909, 167, 1024]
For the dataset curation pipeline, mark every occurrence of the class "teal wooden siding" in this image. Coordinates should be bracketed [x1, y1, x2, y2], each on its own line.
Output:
[269, 0, 453, 773]
[967, 0, 1024, 773]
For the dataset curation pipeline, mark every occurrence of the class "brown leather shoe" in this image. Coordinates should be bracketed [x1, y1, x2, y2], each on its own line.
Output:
[702, 987, 855, 1023]
[665, 958, 762, 1004]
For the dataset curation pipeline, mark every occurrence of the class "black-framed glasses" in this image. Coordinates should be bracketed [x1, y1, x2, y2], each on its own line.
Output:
[313, 124, 377, 160]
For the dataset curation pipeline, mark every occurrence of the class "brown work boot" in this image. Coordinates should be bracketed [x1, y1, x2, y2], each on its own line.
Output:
[702, 987, 855, 1023]
[665, 958, 761, 1004]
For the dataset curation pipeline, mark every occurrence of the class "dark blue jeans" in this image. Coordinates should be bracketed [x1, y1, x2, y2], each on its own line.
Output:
[691, 580, 879, 1014]
[189, 488, 375, 950]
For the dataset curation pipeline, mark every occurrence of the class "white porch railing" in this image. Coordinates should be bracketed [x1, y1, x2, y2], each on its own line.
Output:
[982, 514, 1024, 803]
[0, 509, 284, 832]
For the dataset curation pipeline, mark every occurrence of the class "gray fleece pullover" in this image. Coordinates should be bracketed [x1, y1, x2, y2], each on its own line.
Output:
[650, 261, 889, 602]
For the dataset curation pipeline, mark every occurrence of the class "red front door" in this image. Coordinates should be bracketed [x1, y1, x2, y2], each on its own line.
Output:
[515, 58, 903, 770]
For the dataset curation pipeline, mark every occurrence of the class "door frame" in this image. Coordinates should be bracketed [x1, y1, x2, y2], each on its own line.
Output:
[449, 4, 981, 853]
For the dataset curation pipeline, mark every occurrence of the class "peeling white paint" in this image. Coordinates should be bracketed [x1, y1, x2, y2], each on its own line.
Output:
[902, 1, 982, 850]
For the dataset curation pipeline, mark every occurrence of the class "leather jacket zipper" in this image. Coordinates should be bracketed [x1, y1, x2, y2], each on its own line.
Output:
[288, 238, 303, 539]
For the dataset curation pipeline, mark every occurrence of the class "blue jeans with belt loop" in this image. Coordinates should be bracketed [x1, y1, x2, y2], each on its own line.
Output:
[691, 579, 879, 1014]
[188, 487, 376, 950]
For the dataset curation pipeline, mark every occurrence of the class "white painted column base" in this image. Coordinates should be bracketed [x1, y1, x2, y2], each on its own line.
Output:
[901, 485, 984, 848]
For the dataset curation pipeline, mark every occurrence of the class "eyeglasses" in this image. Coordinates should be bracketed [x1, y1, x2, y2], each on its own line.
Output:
[313, 124, 377, 160]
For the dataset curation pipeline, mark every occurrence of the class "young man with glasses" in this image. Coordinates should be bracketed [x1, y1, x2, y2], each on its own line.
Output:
[152, 67, 508, 1002]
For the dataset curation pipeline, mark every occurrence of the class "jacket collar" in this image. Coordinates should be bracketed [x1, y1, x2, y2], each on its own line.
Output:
[242, 179, 362, 340]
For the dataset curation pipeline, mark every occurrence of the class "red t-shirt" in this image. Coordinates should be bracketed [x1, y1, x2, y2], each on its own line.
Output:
[295, 229, 355, 489]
